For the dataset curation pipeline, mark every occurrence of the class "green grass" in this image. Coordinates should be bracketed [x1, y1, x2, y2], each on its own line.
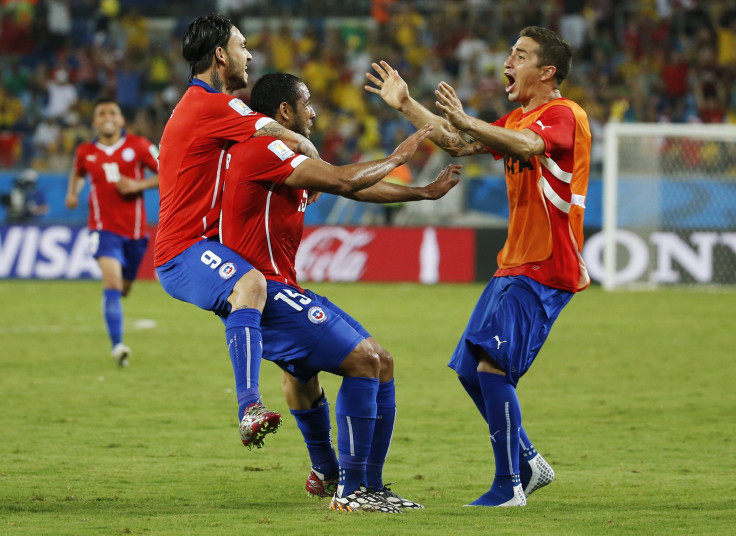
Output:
[1, 280, 734, 535]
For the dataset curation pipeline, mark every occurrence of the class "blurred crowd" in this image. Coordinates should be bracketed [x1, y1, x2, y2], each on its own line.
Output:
[1, 0, 736, 175]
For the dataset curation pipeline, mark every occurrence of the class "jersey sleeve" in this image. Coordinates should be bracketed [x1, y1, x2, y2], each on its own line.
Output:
[203, 95, 277, 143]
[73, 146, 87, 176]
[240, 138, 307, 185]
[526, 105, 575, 158]
[138, 137, 160, 172]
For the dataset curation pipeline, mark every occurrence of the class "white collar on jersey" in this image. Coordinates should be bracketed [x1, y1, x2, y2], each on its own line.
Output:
[94, 133, 127, 156]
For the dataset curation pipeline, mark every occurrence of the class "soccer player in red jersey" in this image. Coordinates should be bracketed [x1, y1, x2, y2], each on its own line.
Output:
[66, 99, 159, 367]
[220, 72, 460, 512]
[367, 26, 591, 507]
[155, 15, 319, 449]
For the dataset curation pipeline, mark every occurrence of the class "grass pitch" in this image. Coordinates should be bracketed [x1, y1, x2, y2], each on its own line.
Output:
[0, 280, 734, 535]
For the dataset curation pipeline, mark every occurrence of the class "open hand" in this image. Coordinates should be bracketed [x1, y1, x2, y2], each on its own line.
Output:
[391, 124, 433, 164]
[423, 164, 462, 200]
[365, 61, 410, 111]
[435, 81, 469, 130]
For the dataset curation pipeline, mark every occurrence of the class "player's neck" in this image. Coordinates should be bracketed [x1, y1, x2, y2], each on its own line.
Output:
[97, 132, 123, 146]
[521, 88, 562, 113]
[195, 70, 230, 94]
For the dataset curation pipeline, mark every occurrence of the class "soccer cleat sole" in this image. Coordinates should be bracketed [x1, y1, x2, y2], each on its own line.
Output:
[241, 418, 281, 450]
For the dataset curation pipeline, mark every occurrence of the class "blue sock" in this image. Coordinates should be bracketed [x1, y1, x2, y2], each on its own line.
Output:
[468, 372, 523, 506]
[519, 425, 538, 461]
[519, 425, 538, 489]
[102, 289, 123, 348]
[335, 376, 379, 496]
[458, 374, 488, 422]
[291, 393, 338, 479]
[225, 308, 263, 421]
[477, 372, 521, 500]
[365, 379, 396, 490]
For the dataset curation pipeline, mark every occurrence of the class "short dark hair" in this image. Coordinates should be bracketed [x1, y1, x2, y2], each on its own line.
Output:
[182, 14, 233, 78]
[250, 73, 303, 118]
[520, 26, 572, 85]
[93, 98, 121, 109]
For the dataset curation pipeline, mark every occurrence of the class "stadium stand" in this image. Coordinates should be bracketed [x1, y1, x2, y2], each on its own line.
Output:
[1, 0, 735, 225]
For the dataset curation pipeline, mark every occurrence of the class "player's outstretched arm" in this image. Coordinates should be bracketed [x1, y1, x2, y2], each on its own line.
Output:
[348, 164, 462, 203]
[365, 60, 487, 158]
[254, 121, 319, 159]
[435, 81, 545, 161]
[284, 125, 433, 195]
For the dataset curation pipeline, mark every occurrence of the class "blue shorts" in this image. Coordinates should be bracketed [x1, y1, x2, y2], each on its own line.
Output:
[155, 238, 256, 317]
[89, 230, 149, 282]
[448, 275, 573, 386]
[261, 280, 370, 383]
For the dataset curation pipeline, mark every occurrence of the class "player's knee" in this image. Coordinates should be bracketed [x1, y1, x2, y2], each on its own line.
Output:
[378, 348, 394, 380]
[339, 340, 381, 378]
[282, 372, 322, 410]
[229, 269, 267, 311]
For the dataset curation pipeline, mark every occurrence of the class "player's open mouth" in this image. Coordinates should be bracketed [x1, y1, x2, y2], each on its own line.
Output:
[505, 73, 515, 93]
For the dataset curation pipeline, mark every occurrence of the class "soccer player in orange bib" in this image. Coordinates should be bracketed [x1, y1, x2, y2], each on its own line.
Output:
[366, 26, 591, 506]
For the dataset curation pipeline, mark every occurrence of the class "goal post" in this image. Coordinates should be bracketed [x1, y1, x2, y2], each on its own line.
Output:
[598, 122, 736, 290]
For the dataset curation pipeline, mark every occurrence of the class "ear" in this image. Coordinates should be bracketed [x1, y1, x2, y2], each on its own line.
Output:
[278, 101, 294, 122]
[214, 46, 228, 67]
[540, 65, 557, 83]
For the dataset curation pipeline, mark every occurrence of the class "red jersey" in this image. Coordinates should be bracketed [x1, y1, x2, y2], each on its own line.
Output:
[155, 80, 276, 266]
[73, 132, 159, 239]
[489, 98, 591, 292]
[220, 136, 310, 290]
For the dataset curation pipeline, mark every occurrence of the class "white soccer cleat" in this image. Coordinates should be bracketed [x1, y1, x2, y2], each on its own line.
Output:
[498, 484, 527, 507]
[374, 486, 424, 509]
[522, 453, 555, 497]
[111, 343, 131, 367]
[330, 487, 403, 513]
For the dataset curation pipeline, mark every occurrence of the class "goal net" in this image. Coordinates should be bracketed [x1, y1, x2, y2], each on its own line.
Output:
[593, 122, 736, 290]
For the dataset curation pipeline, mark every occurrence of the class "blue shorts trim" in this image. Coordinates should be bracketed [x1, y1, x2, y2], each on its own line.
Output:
[261, 280, 369, 383]
[155, 239, 255, 317]
[89, 230, 149, 282]
[448, 275, 573, 386]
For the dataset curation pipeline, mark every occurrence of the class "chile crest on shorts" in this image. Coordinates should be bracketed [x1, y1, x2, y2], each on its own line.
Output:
[308, 306, 327, 324]
[219, 262, 237, 279]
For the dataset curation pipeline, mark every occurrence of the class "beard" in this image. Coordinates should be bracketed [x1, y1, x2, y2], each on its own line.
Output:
[222, 61, 247, 93]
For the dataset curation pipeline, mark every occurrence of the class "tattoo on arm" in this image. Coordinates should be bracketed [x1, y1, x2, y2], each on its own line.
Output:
[254, 122, 286, 137]
[440, 131, 486, 157]
[253, 122, 319, 158]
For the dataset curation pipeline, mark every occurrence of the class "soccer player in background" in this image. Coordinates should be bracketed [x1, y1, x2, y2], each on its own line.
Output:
[220, 72, 460, 512]
[154, 14, 320, 450]
[66, 99, 159, 367]
[366, 26, 591, 507]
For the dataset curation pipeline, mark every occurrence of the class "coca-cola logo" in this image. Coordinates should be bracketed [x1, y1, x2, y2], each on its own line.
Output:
[295, 227, 374, 282]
